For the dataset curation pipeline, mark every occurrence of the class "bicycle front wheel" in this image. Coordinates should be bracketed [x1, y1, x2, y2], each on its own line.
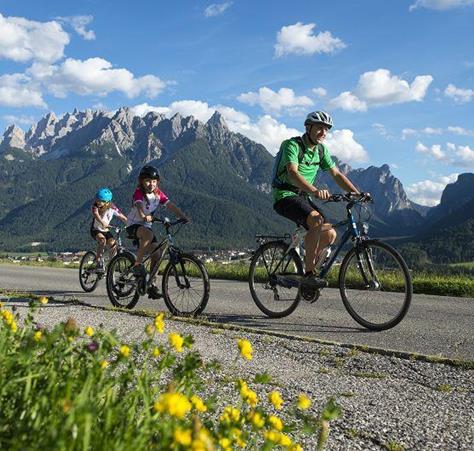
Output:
[162, 253, 210, 316]
[249, 241, 303, 318]
[339, 240, 412, 331]
[79, 251, 100, 292]
[106, 251, 140, 309]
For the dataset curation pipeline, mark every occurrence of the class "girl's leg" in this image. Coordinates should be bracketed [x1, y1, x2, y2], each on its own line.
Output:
[135, 226, 154, 267]
[95, 233, 106, 262]
[107, 238, 117, 259]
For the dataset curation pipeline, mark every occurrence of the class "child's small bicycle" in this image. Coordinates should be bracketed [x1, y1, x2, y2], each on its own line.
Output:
[79, 226, 127, 292]
[106, 218, 210, 316]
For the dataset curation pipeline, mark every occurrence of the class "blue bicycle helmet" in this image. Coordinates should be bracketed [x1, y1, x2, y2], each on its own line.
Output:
[95, 187, 113, 202]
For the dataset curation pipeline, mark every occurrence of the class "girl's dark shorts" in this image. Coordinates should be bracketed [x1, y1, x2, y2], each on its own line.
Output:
[90, 228, 114, 241]
[273, 195, 325, 230]
[126, 224, 157, 247]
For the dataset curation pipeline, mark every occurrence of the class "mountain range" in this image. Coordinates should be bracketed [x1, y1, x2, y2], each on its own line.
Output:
[0, 107, 472, 263]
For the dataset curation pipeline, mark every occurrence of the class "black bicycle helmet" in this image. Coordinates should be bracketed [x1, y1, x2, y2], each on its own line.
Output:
[139, 165, 160, 180]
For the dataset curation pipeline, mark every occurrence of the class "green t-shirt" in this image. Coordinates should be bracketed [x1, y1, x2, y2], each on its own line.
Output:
[272, 137, 335, 204]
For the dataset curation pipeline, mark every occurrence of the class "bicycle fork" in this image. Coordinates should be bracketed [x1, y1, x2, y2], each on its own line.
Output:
[355, 245, 381, 290]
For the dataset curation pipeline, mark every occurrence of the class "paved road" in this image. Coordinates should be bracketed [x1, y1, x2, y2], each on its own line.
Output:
[1, 263, 473, 360]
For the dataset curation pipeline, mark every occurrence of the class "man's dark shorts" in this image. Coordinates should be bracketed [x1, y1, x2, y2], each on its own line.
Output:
[90, 228, 114, 241]
[126, 224, 157, 247]
[273, 195, 325, 229]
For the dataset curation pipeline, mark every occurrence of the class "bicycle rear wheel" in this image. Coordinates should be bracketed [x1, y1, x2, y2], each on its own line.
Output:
[79, 251, 100, 292]
[162, 253, 210, 316]
[339, 240, 412, 331]
[248, 241, 303, 318]
[106, 251, 140, 309]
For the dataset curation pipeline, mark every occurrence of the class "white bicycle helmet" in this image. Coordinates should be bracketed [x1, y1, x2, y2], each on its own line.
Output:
[304, 111, 333, 129]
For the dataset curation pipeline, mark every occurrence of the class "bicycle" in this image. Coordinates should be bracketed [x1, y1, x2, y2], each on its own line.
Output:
[106, 218, 210, 316]
[248, 193, 413, 331]
[79, 226, 127, 293]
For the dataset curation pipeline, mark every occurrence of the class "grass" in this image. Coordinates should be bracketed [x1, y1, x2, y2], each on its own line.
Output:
[0, 297, 342, 450]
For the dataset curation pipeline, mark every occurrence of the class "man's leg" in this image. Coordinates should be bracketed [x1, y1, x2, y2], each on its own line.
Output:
[305, 212, 337, 274]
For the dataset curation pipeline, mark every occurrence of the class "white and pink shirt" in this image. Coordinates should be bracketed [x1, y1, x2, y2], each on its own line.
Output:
[91, 204, 123, 232]
[127, 187, 169, 228]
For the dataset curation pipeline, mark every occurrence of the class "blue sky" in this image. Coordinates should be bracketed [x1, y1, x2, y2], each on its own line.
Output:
[1, 0, 473, 206]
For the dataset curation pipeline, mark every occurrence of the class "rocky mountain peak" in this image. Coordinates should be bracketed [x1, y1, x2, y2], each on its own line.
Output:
[207, 111, 228, 130]
[1, 124, 26, 150]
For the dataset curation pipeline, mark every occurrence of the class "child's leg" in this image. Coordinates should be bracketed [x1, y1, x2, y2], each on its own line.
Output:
[95, 233, 106, 261]
[106, 238, 117, 259]
[135, 226, 154, 267]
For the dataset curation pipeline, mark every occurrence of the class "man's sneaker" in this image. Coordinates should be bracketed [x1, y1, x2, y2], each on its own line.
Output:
[131, 264, 146, 277]
[147, 284, 162, 300]
[300, 273, 328, 290]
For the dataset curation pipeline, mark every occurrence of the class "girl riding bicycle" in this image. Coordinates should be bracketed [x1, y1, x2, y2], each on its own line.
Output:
[91, 187, 127, 272]
[126, 165, 189, 298]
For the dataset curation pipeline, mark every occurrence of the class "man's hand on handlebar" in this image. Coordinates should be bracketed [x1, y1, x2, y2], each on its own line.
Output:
[312, 188, 331, 200]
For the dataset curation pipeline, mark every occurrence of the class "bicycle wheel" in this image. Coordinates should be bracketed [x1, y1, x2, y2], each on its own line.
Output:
[106, 251, 140, 309]
[249, 241, 303, 318]
[79, 251, 100, 292]
[339, 239, 412, 331]
[162, 253, 210, 316]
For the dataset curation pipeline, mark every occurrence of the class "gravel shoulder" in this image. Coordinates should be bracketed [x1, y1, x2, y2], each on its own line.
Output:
[3, 296, 474, 450]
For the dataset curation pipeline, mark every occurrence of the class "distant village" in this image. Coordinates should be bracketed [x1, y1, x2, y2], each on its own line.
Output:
[1, 248, 253, 266]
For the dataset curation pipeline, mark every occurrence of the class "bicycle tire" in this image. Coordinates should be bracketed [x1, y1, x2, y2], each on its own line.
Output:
[106, 251, 140, 309]
[339, 239, 412, 331]
[162, 253, 210, 316]
[249, 241, 303, 318]
[79, 251, 100, 292]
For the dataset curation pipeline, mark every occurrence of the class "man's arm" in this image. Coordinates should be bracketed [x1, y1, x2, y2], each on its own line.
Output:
[287, 163, 330, 199]
[329, 166, 360, 194]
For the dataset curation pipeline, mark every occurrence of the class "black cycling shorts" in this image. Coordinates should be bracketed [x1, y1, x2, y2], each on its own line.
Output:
[90, 228, 114, 241]
[126, 224, 157, 247]
[273, 195, 325, 230]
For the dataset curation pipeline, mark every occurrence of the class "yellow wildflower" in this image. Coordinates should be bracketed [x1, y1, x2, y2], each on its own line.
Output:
[119, 345, 130, 358]
[152, 347, 161, 358]
[168, 332, 184, 352]
[290, 444, 303, 451]
[231, 428, 246, 447]
[145, 324, 155, 336]
[297, 394, 311, 410]
[100, 360, 109, 369]
[10, 320, 17, 333]
[268, 414, 283, 431]
[247, 410, 264, 429]
[39, 296, 48, 304]
[219, 438, 231, 450]
[269, 390, 284, 410]
[220, 406, 240, 424]
[2, 309, 13, 324]
[84, 326, 94, 337]
[174, 428, 192, 446]
[237, 338, 253, 360]
[264, 430, 281, 443]
[279, 433, 292, 447]
[154, 392, 191, 419]
[154, 312, 165, 333]
[33, 331, 42, 342]
[191, 394, 207, 412]
[191, 439, 205, 451]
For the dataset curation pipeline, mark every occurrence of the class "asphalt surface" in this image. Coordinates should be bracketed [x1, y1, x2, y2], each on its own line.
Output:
[1, 263, 473, 360]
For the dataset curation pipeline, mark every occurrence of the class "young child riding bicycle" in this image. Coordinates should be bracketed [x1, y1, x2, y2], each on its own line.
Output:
[91, 187, 128, 272]
[126, 165, 189, 299]
[272, 110, 365, 290]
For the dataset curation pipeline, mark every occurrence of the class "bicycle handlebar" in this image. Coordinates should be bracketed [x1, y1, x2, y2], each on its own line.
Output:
[152, 217, 189, 227]
[324, 192, 372, 204]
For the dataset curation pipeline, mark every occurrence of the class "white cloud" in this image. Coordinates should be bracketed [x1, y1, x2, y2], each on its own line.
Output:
[330, 69, 433, 112]
[312, 87, 327, 97]
[34, 57, 168, 99]
[444, 83, 474, 103]
[0, 73, 46, 108]
[274, 22, 346, 57]
[237, 86, 313, 115]
[455, 145, 474, 165]
[204, 2, 233, 17]
[2, 114, 37, 126]
[403, 125, 474, 139]
[406, 173, 459, 206]
[325, 129, 369, 163]
[409, 0, 474, 10]
[56, 15, 95, 40]
[0, 13, 69, 63]
[372, 123, 396, 140]
[415, 141, 446, 160]
[329, 91, 367, 112]
[447, 125, 474, 136]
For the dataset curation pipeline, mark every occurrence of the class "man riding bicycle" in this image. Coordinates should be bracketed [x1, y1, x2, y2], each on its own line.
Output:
[272, 110, 362, 289]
